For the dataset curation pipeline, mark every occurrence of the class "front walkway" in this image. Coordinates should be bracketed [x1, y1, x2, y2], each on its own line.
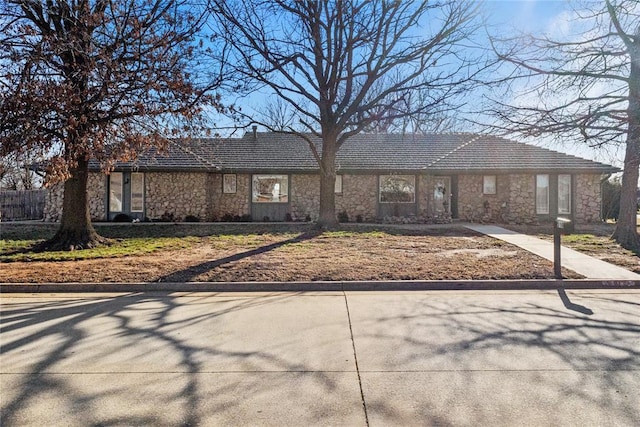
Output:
[467, 224, 640, 280]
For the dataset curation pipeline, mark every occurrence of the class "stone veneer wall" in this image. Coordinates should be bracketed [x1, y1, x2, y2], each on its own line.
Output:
[457, 174, 510, 223]
[506, 174, 537, 224]
[574, 174, 602, 223]
[288, 173, 378, 221]
[145, 172, 209, 220]
[290, 174, 320, 221]
[335, 174, 378, 222]
[210, 173, 251, 220]
[43, 172, 106, 222]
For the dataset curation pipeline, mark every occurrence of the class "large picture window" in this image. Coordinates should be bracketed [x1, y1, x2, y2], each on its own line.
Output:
[558, 174, 571, 214]
[379, 175, 416, 203]
[131, 173, 144, 212]
[252, 175, 289, 203]
[536, 174, 549, 214]
[109, 172, 123, 212]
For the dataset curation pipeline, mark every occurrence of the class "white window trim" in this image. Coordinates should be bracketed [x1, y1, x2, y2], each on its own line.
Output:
[483, 175, 497, 195]
[536, 174, 550, 215]
[252, 174, 289, 203]
[335, 175, 343, 194]
[109, 172, 123, 213]
[558, 174, 572, 214]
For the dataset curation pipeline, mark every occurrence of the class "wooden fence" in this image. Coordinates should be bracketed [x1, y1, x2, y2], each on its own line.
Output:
[0, 190, 46, 220]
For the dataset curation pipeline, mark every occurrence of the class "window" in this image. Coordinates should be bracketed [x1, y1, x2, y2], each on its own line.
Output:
[131, 173, 144, 212]
[558, 174, 571, 214]
[483, 175, 497, 195]
[223, 174, 237, 194]
[109, 172, 123, 212]
[252, 174, 289, 203]
[335, 175, 343, 194]
[379, 175, 415, 203]
[536, 174, 549, 214]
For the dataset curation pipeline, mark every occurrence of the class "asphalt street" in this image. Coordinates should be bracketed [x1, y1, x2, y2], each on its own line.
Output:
[1, 290, 639, 426]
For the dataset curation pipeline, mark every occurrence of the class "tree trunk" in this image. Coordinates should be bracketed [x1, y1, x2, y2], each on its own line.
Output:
[612, 134, 640, 252]
[316, 135, 338, 229]
[612, 53, 640, 252]
[39, 158, 107, 251]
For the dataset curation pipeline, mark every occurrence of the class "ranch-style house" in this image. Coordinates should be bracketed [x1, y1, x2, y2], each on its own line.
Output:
[43, 131, 619, 225]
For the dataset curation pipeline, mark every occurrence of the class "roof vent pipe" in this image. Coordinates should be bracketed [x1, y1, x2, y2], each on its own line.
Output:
[252, 125, 257, 140]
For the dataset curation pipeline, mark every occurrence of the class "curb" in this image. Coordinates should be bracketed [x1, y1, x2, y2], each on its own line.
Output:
[1, 279, 639, 293]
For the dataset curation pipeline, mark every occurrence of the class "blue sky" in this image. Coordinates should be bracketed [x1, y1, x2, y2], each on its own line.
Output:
[219, 1, 627, 171]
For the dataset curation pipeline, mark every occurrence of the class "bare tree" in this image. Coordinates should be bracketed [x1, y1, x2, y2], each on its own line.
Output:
[210, 0, 483, 227]
[0, 0, 220, 250]
[487, 0, 640, 251]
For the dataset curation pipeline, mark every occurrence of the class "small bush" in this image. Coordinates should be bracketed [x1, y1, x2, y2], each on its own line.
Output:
[160, 211, 176, 222]
[285, 213, 293, 222]
[184, 215, 200, 223]
[113, 213, 132, 223]
[263, 216, 270, 222]
[356, 214, 363, 223]
[221, 213, 234, 222]
[305, 214, 312, 222]
[338, 210, 349, 223]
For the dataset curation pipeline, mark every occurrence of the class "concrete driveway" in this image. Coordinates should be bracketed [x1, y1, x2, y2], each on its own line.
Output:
[1, 290, 639, 426]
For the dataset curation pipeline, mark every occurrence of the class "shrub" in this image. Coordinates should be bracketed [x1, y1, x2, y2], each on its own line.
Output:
[356, 214, 363, 223]
[337, 210, 349, 223]
[285, 213, 293, 222]
[184, 215, 200, 222]
[221, 213, 234, 222]
[113, 213, 132, 222]
[160, 211, 176, 222]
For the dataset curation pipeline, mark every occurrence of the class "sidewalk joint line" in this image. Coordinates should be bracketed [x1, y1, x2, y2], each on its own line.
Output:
[343, 290, 369, 427]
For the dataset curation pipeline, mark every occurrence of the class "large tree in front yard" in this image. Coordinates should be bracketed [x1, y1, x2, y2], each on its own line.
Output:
[488, 0, 640, 251]
[0, 0, 219, 250]
[210, 0, 483, 227]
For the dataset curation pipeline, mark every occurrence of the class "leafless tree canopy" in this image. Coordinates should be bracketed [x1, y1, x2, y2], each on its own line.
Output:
[487, 0, 640, 250]
[210, 0, 483, 226]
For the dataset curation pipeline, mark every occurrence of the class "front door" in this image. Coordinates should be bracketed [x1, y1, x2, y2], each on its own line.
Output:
[432, 177, 451, 216]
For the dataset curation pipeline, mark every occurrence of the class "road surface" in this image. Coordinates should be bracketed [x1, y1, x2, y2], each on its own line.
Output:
[1, 290, 639, 426]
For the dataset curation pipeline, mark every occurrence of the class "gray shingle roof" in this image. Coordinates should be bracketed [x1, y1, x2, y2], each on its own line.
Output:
[101, 132, 619, 174]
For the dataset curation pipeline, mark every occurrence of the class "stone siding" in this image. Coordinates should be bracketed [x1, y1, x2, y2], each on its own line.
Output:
[210, 173, 251, 220]
[506, 174, 537, 224]
[574, 174, 602, 223]
[335, 174, 378, 222]
[288, 174, 378, 222]
[457, 174, 510, 223]
[145, 172, 209, 221]
[43, 172, 106, 222]
[290, 174, 320, 221]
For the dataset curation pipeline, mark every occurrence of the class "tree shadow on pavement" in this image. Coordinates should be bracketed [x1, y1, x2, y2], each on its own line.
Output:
[348, 291, 640, 426]
[0, 291, 348, 426]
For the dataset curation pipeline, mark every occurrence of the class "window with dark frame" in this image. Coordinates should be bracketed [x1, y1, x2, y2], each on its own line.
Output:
[379, 175, 416, 203]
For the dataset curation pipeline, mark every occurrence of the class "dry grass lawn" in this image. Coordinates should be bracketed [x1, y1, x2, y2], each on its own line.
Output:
[1, 222, 637, 283]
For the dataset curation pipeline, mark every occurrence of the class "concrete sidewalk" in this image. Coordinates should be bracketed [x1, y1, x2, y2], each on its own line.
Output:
[2, 290, 639, 426]
[467, 224, 640, 280]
